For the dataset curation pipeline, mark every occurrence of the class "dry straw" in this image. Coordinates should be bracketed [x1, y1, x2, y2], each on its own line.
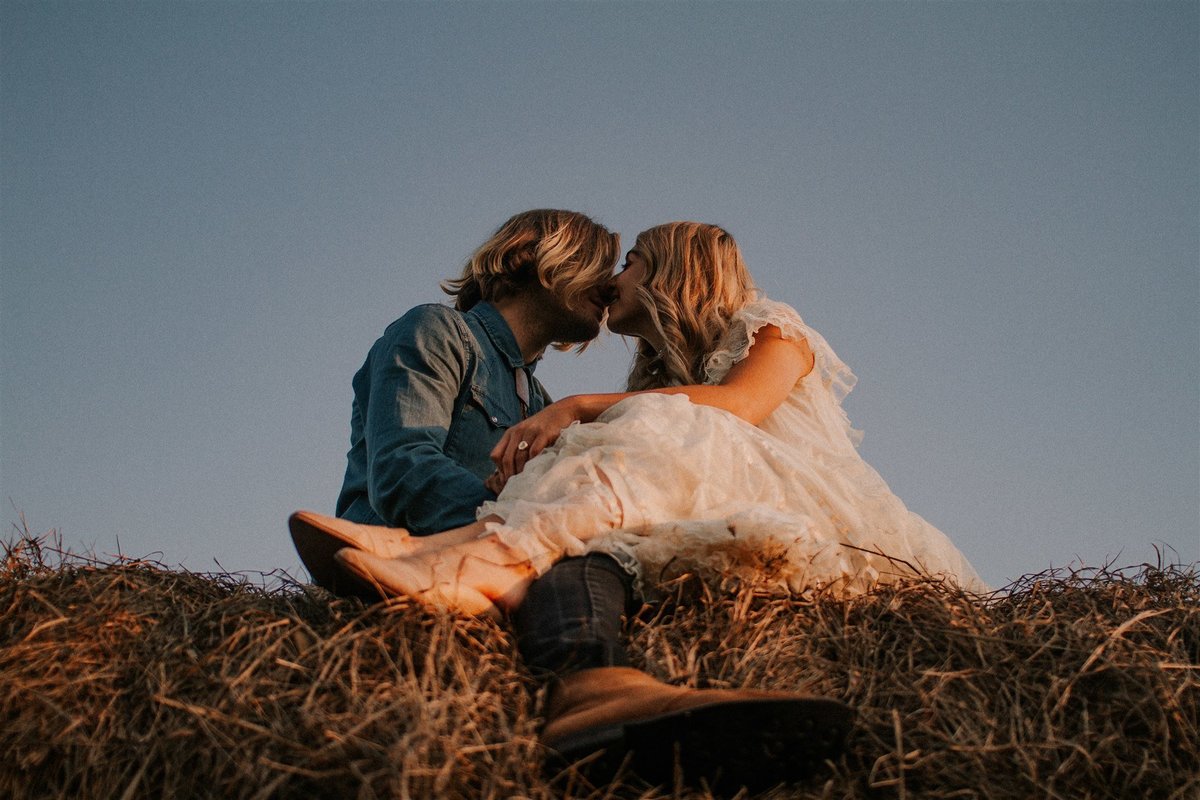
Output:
[2, 532, 1196, 799]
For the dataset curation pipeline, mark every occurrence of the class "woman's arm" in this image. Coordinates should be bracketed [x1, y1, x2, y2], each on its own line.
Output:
[492, 325, 814, 480]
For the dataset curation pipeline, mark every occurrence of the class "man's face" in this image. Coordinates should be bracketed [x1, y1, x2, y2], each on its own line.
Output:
[536, 276, 610, 345]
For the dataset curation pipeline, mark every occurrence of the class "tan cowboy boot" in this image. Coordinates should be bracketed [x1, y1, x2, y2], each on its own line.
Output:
[334, 534, 541, 619]
[540, 666, 853, 790]
[289, 511, 414, 596]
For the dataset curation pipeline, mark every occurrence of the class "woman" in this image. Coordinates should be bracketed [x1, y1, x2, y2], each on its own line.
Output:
[302, 222, 986, 616]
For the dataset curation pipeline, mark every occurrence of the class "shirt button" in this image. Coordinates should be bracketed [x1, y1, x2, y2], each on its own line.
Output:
[490, 416, 499, 423]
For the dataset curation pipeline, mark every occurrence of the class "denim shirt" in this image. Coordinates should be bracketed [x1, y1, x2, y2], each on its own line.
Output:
[336, 302, 548, 534]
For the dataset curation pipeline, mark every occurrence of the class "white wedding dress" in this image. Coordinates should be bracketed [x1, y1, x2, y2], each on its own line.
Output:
[479, 297, 987, 596]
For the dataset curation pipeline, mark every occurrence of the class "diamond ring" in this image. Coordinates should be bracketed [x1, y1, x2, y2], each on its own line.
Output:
[517, 441, 529, 451]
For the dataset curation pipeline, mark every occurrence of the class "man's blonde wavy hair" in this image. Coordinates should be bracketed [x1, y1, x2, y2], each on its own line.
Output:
[625, 222, 757, 391]
[442, 210, 620, 320]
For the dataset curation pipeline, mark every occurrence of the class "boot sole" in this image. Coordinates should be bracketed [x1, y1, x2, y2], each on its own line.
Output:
[546, 696, 853, 791]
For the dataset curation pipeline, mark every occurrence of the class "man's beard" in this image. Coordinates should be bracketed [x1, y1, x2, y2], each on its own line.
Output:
[551, 312, 602, 345]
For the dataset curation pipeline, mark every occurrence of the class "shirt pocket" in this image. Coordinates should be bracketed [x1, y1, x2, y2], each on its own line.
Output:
[466, 383, 520, 430]
[443, 384, 517, 479]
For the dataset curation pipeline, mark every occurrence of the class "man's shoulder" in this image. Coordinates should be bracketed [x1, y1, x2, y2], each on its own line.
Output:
[363, 303, 477, 364]
[377, 303, 476, 344]
[384, 303, 464, 332]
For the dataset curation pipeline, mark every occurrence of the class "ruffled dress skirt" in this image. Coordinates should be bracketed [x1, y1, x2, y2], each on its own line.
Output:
[480, 392, 987, 597]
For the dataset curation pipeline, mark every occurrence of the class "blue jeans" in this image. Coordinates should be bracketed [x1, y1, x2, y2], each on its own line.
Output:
[513, 554, 638, 679]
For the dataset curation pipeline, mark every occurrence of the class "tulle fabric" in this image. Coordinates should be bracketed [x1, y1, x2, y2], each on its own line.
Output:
[479, 298, 987, 596]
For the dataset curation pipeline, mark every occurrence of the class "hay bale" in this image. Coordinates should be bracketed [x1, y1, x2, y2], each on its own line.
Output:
[2, 535, 1196, 799]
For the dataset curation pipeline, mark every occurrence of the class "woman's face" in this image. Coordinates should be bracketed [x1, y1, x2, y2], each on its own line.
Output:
[606, 250, 654, 338]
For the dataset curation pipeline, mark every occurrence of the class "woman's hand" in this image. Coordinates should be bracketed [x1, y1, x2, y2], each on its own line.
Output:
[491, 400, 582, 481]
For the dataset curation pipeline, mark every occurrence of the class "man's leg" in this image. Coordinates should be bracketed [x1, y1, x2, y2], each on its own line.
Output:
[516, 555, 855, 791]
[513, 553, 636, 677]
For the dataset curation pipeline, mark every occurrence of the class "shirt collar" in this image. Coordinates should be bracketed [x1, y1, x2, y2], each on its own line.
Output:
[468, 302, 535, 371]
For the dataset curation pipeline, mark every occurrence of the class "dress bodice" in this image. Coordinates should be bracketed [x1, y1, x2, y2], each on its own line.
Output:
[703, 297, 862, 455]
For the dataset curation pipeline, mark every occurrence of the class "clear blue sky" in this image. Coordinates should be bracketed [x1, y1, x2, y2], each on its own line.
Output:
[3, 1, 1197, 588]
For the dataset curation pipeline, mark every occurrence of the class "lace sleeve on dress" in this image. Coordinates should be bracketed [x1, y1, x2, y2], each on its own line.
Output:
[703, 297, 859, 404]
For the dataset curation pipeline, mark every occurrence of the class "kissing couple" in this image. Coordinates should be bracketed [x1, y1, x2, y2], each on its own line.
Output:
[291, 209, 984, 788]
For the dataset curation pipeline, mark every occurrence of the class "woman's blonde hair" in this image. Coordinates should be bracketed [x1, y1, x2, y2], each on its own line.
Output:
[442, 209, 620, 315]
[625, 222, 757, 390]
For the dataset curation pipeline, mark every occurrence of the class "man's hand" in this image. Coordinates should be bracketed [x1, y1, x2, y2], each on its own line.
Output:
[491, 400, 580, 482]
[484, 469, 507, 495]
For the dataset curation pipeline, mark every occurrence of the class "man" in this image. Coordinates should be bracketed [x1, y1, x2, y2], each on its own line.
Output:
[291, 209, 851, 789]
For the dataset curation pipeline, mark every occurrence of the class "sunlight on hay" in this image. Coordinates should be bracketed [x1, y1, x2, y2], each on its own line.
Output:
[2, 530, 1197, 800]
